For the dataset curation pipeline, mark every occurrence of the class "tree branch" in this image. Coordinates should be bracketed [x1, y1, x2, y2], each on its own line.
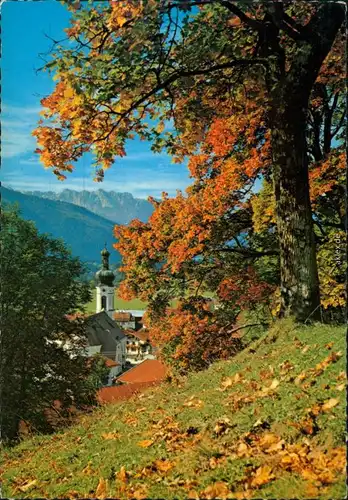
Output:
[218, 247, 278, 257]
[93, 58, 267, 143]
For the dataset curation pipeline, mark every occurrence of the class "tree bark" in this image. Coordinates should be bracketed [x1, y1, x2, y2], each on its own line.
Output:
[269, 3, 345, 321]
[271, 101, 320, 321]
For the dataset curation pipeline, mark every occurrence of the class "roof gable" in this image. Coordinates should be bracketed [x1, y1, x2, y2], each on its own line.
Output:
[85, 312, 126, 355]
[117, 360, 167, 384]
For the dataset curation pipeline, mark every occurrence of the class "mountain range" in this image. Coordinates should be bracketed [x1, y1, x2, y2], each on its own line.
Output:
[2, 187, 149, 272]
[26, 189, 154, 225]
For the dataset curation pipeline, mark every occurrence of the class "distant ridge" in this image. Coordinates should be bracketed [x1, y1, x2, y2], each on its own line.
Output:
[2, 186, 121, 266]
[25, 188, 154, 224]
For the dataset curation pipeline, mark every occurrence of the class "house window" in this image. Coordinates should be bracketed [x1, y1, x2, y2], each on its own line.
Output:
[101, 296, 107, 310]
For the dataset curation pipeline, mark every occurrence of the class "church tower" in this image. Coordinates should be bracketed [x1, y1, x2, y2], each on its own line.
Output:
[95, 246, 115, 319]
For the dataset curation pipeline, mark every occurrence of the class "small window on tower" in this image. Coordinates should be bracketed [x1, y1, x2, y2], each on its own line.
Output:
[101, 296, 107, 310]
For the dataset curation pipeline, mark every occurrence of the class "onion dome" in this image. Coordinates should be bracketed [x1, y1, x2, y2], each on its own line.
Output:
[96, 245, 115, 286]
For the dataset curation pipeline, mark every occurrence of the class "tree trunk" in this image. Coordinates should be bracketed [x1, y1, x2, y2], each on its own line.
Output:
[271, 100, 320, 321]
[269, 3, 345, 322]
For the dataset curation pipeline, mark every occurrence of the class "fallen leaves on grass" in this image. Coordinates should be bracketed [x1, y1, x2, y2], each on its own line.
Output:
[233, 430, 345, 489]
[306, 397, 340, 416]
[250, 465, 275, 487]
[124, 415, 138, 427]
[18, 479, 37, 492]
[214, 417, 233, 436]
[201, 481, 232, 499]
[153, 458, 175, 473]
[220, 373, 243, 391]
[321, 398, 340, 412]
[295, 352, 342, 387]
[95, 477, 108, 499]
[117, 466, 129, 483]
[101, 431, 120, 440]
[82, 461, 93, 475]
[261, 378, 280, 393]
[336, 383, 345, 391]
[279, 360, 294, 374]
[137, 439, 154, 448]
[183, 396, 204, 408]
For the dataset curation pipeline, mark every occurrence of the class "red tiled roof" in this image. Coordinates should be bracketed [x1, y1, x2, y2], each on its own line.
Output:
[97, 381, 160, 404]
[117, 359, 166, 384]
[114, 312, 133, 321]
[125, 330, 150, 342]
[104, 358, 120, 368]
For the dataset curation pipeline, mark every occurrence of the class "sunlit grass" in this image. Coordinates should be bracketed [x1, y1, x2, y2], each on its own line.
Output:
[2, 320, 345, 499]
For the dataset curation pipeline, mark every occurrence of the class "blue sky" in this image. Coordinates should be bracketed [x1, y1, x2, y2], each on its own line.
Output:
[1, 1, 191, 198]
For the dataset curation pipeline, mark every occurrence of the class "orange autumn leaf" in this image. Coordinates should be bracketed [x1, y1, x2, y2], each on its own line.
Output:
[95, 478, 108, 499]
[101, 432, 120, 440]
[250, 465, 275, 487]
[201, 481, 231, 499]
[321, 398, 339, 412]
[137, 439, 154, 448]
[153, 459, 175, 473]
[117, 466, 128, 484]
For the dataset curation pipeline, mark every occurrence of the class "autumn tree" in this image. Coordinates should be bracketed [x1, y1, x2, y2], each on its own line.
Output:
[33, 0, 345, 321]
[0, 205, 98, 443]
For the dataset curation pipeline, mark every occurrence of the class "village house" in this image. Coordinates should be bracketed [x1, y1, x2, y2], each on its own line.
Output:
[123, 329, 155, 366]
[98, 359, 167, 403]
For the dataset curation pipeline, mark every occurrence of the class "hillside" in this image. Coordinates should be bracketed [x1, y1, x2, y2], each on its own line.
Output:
[1, 320, 345, 499]
[25, 189, 154, 225]
[2, 187, 121, 266]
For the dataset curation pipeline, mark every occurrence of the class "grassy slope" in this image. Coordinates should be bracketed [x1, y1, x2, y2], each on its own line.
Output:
[1, 320, 345, 499]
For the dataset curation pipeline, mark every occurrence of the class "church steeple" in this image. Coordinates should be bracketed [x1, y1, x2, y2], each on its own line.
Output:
[95, 245, 115, 317]
[96, 245, 115, 287]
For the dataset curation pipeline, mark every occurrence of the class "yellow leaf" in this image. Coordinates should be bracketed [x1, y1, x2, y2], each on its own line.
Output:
[202, 481, 231, 499]
[154, 459, 175, 473]
[183, 396, 204, 408]
[117, 466, 128, 483]
[156, 121, 165, 133]
[336, 383, 345, 391]
[250, 465, 275, 487]
[117, 15, 127, 27]
[269, 378, 280, 390]
[18, 480, 37, 492]
[137, 439, 154, 448]
[132, 487, 148, 500]
[82, 461, 93, 475]
[321, 398, 339, 412]
[96, 478, 108, 499]
[64, 86, 74, 99]
[101, 432, 120, 440]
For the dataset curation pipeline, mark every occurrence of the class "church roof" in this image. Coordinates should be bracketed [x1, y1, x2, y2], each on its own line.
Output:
[85, 312, 125, 358]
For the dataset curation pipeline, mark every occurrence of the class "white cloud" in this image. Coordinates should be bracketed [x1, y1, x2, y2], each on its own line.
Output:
[4, 170, 190, 199]
[2, 104, 40, 158]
